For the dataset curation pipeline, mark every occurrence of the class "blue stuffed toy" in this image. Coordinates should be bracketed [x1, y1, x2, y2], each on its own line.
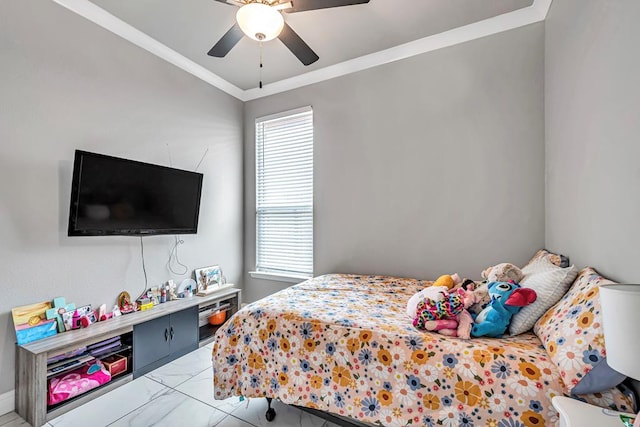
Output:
[470, 281, 537, 338]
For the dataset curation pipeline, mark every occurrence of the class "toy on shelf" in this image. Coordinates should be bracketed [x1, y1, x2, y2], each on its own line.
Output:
[45, 297, 76, 333]
[70, 305, 97, 329]
[11, 302, 58, 345]
[178, 279, 196, 298]
[167, 280, 178, 301]
[96, 304, 114, 322]
[139, 302, 154, 311]
[135, 288, 156, 310]
[117, 291, 136, 314]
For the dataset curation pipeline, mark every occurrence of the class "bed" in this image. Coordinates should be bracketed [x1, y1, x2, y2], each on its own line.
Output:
[212, 273, 633, 427]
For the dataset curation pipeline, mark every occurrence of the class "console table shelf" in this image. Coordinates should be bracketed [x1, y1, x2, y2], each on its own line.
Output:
[16, 287, 241, 427]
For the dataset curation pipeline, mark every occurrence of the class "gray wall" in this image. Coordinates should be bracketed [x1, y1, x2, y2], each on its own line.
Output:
[0, 1, 243, 395]
[545, 1, 640, 281]
[244, 23, 545, 303]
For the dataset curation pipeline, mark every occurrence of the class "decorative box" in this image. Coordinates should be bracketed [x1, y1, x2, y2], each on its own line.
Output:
[139, 302, 154, 311]
[101, 355, 127, 377]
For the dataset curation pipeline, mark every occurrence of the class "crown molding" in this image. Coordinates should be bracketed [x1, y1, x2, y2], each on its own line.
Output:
[51, 0, 245, 100]
[52, 0, 552, 102]
[245, 0, 552, 100]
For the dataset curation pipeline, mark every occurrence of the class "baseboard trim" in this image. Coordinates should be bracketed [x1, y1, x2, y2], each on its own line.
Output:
[0, 389, 14, 416]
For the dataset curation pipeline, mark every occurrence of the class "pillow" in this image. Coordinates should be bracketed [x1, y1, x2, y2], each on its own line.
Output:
[533, 267, 626, 394]
[571, 359, 625, 395]
[525, 248, 570, 269]
[509, 257, 578, 335]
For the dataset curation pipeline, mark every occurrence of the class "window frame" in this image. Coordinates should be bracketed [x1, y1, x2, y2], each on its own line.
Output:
[250, 106, 314, 283]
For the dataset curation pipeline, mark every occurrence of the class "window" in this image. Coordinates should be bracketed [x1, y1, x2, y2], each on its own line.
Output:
[254, 107, 313, 279]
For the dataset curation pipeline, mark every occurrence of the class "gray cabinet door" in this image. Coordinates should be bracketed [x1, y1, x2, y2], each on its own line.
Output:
[133, 315, 171, 372]
[169, 305, 198, 358]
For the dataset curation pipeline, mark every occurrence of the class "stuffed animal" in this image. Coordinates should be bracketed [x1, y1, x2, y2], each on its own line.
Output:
[458, 279, 490, 316]
[413, 287, 477, 339]
[481, 263, 524, 283]
[406, 286, 449, 319]
[406, 273, 462, 318]
[433, 273, 462, 290]
[422, 309, 475, 339]
[471, 281, 537, 338]
[462, 264, 524, 317]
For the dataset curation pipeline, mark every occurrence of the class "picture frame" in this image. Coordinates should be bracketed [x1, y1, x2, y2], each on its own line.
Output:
[194, 265, 223, 292]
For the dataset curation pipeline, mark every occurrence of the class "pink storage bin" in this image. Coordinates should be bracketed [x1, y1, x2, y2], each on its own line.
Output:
[48, 362, 111, 406]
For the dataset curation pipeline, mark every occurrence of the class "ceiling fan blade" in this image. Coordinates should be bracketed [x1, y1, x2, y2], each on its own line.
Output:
[278, 22, 319, 66]
[212, 0, 244, 6]
[282, 0, 369, 13]
[207, 23, 244, 57]
[272, 2, 293, 11]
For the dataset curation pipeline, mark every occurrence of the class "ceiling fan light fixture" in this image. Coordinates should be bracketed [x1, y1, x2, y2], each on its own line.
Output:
[236, 3, 284, 42]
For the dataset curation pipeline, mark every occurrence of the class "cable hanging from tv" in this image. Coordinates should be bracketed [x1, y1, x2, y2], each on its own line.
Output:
[164, 144, 210, 276]
[167, 236, 188, 275]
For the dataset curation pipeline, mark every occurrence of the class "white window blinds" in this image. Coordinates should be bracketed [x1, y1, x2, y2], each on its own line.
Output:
[256, 107, 313, 277]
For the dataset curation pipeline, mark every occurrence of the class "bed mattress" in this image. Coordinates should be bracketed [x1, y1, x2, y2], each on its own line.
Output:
[212, 274, 569, 426]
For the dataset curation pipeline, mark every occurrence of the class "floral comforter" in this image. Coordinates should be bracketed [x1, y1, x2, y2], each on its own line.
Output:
[212, 274, 629, 427]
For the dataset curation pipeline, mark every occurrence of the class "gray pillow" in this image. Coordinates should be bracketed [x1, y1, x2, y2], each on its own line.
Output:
[571, 357, 626, 395]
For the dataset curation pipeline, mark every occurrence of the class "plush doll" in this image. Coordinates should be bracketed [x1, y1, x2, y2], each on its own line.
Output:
[464, 264, 524, 316]
[458, 279, 490, 316]
[406, 286, 449, 319]
[413, 287, 477, 339]
[406, 273, 462, 318]
[471, 281, 537, 338]
[432, 273, 462, 290]
[481, 263, 524, 283]
[422, 309, 475, 339]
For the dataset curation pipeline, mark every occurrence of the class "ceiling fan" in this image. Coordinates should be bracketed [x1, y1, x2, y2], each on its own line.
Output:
[208, 0, 370, 66]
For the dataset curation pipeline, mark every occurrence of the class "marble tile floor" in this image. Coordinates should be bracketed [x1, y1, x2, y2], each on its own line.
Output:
[1, 344, 340, 427]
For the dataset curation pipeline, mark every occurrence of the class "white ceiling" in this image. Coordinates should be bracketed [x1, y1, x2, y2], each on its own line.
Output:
[54, 0, 550, 100]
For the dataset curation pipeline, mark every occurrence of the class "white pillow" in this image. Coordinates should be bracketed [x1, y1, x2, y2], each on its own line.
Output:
[508, 257, 578, 335]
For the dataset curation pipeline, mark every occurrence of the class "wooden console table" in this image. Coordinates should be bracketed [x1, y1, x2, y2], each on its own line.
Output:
[15, 287, 241, 427]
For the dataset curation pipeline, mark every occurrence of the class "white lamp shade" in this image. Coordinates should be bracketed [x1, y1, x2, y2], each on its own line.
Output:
[599, 284, 640, 380]
[236, 3, 284, 42]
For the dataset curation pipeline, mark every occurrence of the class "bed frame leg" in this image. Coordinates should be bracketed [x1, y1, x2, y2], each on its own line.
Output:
[265, 397, 276, 422]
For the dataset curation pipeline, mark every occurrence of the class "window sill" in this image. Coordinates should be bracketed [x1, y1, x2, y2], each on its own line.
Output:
[248, 271, 311, 284]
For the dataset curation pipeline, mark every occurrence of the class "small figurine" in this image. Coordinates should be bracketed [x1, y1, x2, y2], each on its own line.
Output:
[72, 310, 81, 329]
[167, 280, 178, 301]
[117, 291, 135, 314]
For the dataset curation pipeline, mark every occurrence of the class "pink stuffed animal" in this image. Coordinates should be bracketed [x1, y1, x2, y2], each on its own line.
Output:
[406, 286, 449, 319]
[406, 273, 462, 318]
[422, 310, 475, 339]
[412, 287, 477, 339]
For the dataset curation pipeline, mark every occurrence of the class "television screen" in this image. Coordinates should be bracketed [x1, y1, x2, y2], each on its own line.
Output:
[68, 150, 203, 236]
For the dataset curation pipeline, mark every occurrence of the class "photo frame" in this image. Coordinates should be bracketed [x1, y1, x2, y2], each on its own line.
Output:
[194, 265, 223, 292]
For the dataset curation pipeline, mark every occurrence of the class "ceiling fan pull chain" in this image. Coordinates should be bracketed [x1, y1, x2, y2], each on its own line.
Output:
[259, 41, 263, 89]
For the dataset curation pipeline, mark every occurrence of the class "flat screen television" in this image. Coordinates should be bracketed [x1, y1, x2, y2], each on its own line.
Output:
[68, 150, 203, 236]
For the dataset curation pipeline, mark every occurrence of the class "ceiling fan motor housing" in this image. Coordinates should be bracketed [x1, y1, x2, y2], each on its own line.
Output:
[236, 2, 284, 42]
